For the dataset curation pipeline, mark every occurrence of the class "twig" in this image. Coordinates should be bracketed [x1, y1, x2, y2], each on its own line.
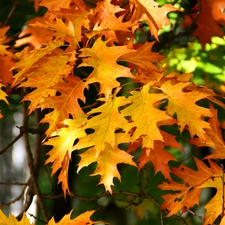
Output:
[160, 210, 164, 225]
[0, 182, 28, 207]
[27, 213, 46, 224]
[3, 1, 19, 27]
[0, 128, 24, 154]
[18, 101, 49, 222]
[172, 214, 188, 225]
[17, 180, 34, 220]
[185, 208, 203, 220]
[0, 181, 28, 186]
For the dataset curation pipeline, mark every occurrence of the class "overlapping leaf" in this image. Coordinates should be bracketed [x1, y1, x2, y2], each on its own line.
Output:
[0, 209, 104, 225]
[40, 75, 86, 136]
[75, 95, 131, 157]
[121, 82, 175, 150]
[131, 0, 180, 40]
[159, 158, 224, 225]
[159, 80, 214, 140]
[79, 38, 134, 99]
[78, 136, 136, 193]
[44, 116, 87, 196]
[190, 105, 225, 159]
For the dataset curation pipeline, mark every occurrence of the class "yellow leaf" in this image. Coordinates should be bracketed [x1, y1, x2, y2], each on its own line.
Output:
[121, 82, 174, 150]
[40, 75, 86, 136]
[12, 38, 65, 87]
[78, 141, 136, 193]
[75, 95, 131, 157]
[160, 80, 213, 140]
[44, 116, 87, 196]
[79, 38, 134, 100]
[0, 83, 9, 105]
[0, 210, 33, 225]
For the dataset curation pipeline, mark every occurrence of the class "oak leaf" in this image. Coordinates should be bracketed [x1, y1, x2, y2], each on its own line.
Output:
[0, 209, 104, 225]
[0, 83, 9, 118]
[159, 157, 224, 225]
[31, 18, 79, 47]
[12, 38, 65, 87]
[0, 27, 13, 57]
[79, 38, 134, 99]
[119, 41, 165, 72]
[138, 131, 183, 179]
[39, 0, 72, 11]
[18, 49, 75, 114]
[44, 116, 87, 196]
[14, 18, 54, 49]
[0, 209, 33, 225]
[77, 141, 136, 193]
[159, 80, 213, 140]
[0, 55, 14, 85]
[190, 105, 225, 159]
[89, 0, 133, 33]
[121, 82, 174, 150]
[40, 75, 86, 136]
[131, 0, 180, 40]
[75, 95, 131, 157]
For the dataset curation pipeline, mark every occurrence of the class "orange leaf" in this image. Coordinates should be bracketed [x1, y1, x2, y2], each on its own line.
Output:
[138, 141, 178, 179]
[39, 0, 72, 11]
[0, 83, 9, 105]
[14, 18, 54, 49]
[0, 55, 14, 85]
[119, 41, 165, 72]
[12, 38, 65, 87]
[131, 0, 180, 41]
[48, 210, 105, 225]
[0, 27, 13, 57]
[159, 157, 223, 223]
[90, 0, 134, 33]
[190, 105, 225, 159]
[20, 49, 75, 114]
[184, 0, 225, 46]
[79, 38, 134, 100]
[40, 75, 85, 136]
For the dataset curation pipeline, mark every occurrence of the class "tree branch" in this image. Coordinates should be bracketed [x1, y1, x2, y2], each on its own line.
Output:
[0, 128, 24, 154]
[3, 0, 19, 27]
[0, 182, 28, 207]
[18, 101, 49, 222]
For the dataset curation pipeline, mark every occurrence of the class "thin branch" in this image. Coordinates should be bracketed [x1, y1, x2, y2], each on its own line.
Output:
[0, 128, 24, 154]
[185, 208, 218, 225]
[172, 214, 188, 225]
[16, 180, 34, 220]
[160, 210, 164, 225]
[18, 101, 49, 222]
[33, 109, 42, 175]
[27, 213, 46, 224]
[0, 181, 28, 186]
[3, 1, 19, 27]
[42, 190, 160, 206]
[0, 182, 28, 207]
